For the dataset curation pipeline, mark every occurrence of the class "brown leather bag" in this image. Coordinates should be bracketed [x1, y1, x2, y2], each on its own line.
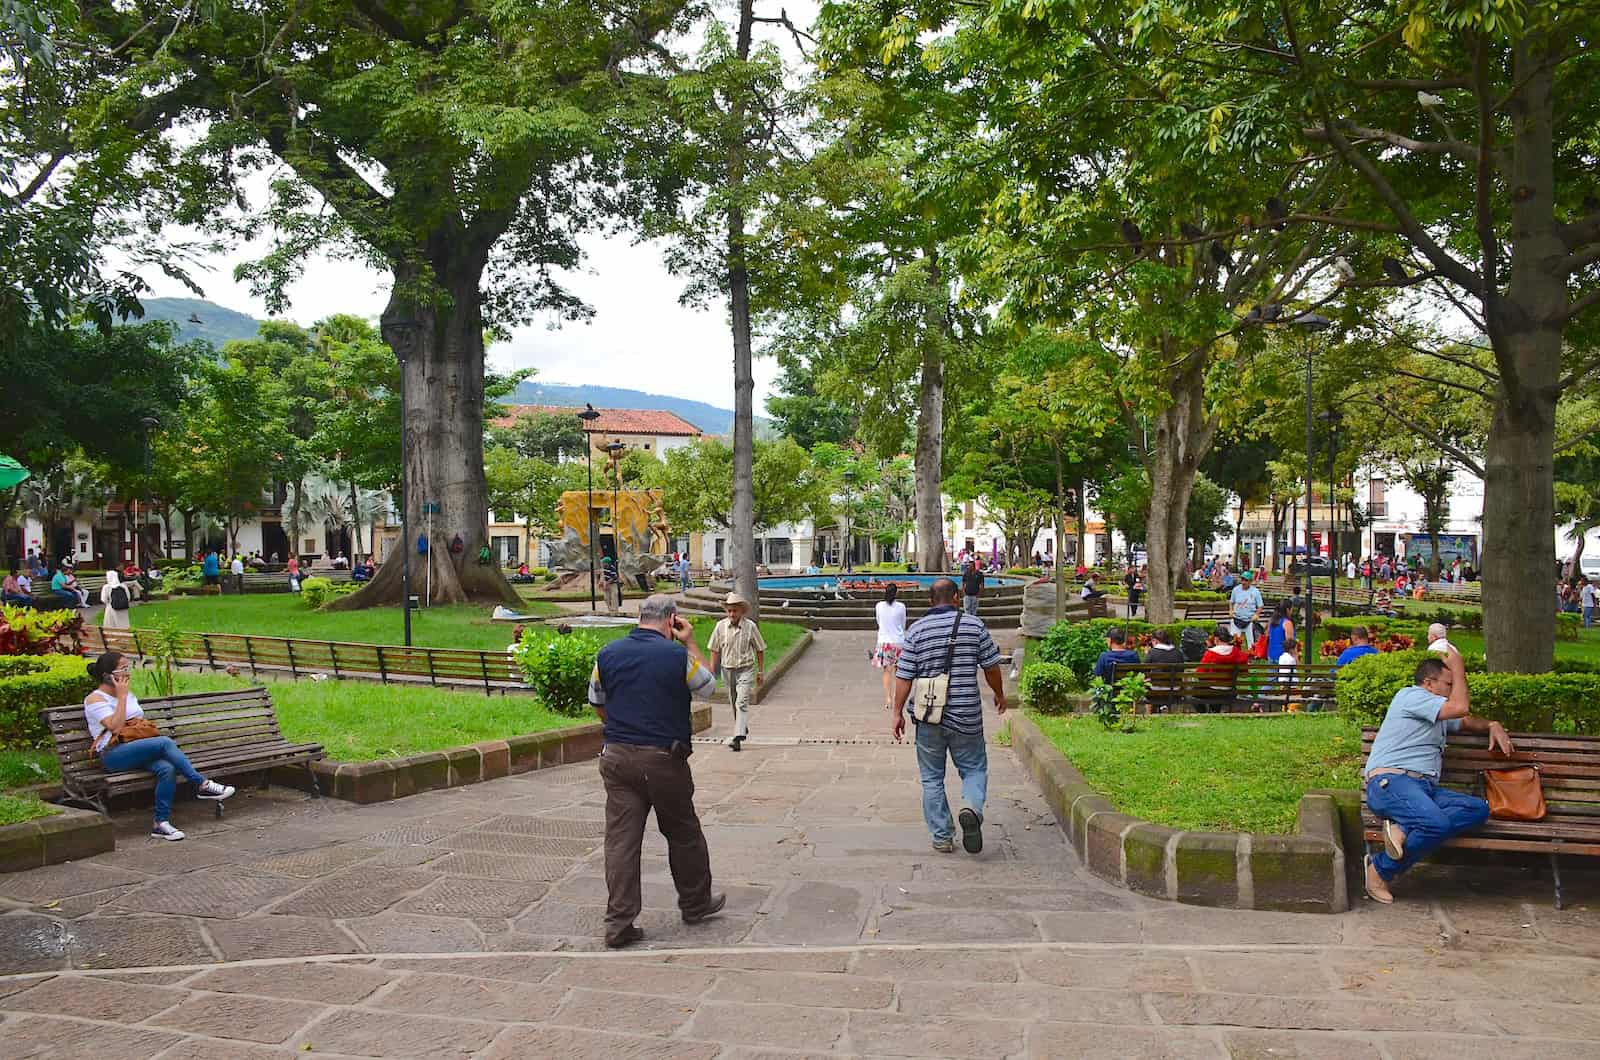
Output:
[101, 717, 161, 754]
[1483, 765, 1546, 821]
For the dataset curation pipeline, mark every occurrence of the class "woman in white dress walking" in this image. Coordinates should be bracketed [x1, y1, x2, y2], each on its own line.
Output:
[100, 569, 133, 630]
[873, 584, 908, 711]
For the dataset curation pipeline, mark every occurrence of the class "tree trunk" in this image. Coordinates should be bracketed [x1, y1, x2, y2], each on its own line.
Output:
[288, 477, 304, 560]
[1477, 36, 1562, 673]
[329, 263, 520, 610]
[1481, 372, 1559, 672]
[723, 0, 761, 620]
[1074, 474, 1086, 570]
[0, 486, 16, 568]
[349, 481, 364, 555]
[915, 258, 949, 573]
[1142, 354, 1211, 624]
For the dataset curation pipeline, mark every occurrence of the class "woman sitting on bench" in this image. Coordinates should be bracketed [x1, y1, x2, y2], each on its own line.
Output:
[2, 563, 33, 605]
[84, 652, 236, 842]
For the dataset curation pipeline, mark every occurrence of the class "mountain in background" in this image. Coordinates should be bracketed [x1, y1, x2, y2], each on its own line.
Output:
[508, 381, 767, 438]
[141, 297, 267, 347]
[136, 297, 763, 437]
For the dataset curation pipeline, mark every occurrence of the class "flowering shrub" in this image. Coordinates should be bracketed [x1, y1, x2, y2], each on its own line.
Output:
[1319, 633, 1415, 658]
[0, 604, 84, 656]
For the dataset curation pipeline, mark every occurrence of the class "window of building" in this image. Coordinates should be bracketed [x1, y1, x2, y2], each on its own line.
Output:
[766, 538, 793, 566]
[963, 502, 974, 530]
[491, 536, 518, 565]
[1368, 478, 1387, 518]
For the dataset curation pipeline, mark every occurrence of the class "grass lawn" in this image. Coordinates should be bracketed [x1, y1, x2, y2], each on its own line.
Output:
[1029, 712, 1363, 833]
[104, 596, 563, 651]
[129, 670, 585, 761]
[0, 749, 58, 790]
[101, 594, 809, 665]
[0, 793, 60, 826]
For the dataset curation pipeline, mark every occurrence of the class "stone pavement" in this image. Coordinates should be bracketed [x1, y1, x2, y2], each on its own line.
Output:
[2, 629, 1598, 1057]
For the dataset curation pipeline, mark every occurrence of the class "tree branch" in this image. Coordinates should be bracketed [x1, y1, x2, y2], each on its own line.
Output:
[1563, 286, 1600, 324]
[9, 149, 67, 206]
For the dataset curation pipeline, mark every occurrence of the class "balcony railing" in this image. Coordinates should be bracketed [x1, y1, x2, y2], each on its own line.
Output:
[1367, 502, 1388, 518]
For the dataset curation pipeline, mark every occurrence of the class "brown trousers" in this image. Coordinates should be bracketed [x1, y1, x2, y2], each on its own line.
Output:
[599, 742, 713, 940]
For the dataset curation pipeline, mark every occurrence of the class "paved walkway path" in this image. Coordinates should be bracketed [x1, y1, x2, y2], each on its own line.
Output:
[2, 630, 1598, 1058]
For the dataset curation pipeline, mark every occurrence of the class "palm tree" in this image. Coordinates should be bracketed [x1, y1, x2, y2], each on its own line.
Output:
[304, 489, 352, 556]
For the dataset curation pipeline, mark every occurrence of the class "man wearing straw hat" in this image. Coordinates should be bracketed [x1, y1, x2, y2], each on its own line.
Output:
[707, 592, 766, 752]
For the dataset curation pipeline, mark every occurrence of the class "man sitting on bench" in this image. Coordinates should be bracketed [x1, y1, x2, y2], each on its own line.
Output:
[1363, 647, 1512, 904]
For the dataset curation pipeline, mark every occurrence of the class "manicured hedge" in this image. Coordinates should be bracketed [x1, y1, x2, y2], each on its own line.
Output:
[0, 654, 94, 749]
[301, 576, 361, 609]
[1033, 617, 1217, 681]
[1018, 662, 1081, 714]
[1335, 650, 1600, 734]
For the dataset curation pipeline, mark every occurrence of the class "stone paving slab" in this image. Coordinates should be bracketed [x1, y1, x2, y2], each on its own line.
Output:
[2, 630, 1597, 1056]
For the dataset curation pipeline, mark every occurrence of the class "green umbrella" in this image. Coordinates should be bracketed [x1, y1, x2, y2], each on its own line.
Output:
[0, 456, 29, 490]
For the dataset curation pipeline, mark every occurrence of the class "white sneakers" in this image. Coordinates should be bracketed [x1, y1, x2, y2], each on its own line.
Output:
[196, 780, 235, 801]
[151, 780, 234, 841]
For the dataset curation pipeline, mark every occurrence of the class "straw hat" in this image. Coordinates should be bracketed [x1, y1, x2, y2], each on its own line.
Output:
[724, 592, 750, 608]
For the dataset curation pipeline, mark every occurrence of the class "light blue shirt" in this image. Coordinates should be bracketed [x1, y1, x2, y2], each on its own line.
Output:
[1365, 685, 1462, 778]
[1230, 584, 1263, 622]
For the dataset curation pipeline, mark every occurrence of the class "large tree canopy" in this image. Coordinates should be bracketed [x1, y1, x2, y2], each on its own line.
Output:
[77, 0, 693, 607]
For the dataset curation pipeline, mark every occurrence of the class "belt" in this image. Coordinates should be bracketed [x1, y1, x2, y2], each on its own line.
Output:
[1365, 767, 1434, 781]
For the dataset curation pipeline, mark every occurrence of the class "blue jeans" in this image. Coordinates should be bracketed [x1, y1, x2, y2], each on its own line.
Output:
[962, 596, 979, 616]
[1585, 606, 1594, 628]
[1365, 773, 1489, 881]
[915, 722, 988, 843]
[100, 737, 206, 823]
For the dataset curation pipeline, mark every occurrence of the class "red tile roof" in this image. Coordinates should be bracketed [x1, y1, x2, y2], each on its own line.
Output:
[497, 405, 704, 437]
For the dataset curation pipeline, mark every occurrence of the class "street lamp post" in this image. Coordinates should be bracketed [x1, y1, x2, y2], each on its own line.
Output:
[1319, 410, 1343, 618]
[381, 313, 420, 647]
[842, 467, 856, 573]
[139, 416, 160, 570]
[605, 441, 626, 607]
[1291, 313, 1332, 645]
[578, 404, 601, 612]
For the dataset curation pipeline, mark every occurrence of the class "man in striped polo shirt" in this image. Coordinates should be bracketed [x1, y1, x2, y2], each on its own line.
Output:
[891, 577, 1008, 853]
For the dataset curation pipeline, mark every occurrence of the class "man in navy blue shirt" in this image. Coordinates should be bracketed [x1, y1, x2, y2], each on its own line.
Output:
[1092, 628, 1142, 681]
[587, 594, 723, 947]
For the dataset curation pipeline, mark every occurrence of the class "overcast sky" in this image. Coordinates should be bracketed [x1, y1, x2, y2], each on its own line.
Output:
[130, 4, 829, 414]
[136, 222, 782, 411]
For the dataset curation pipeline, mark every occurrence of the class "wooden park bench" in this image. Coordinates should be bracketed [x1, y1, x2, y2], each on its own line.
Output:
[40, 687, 325, 818]
[1262, 577, 1381, 615]
[1112, 661, 1338, 714]
[1360, 727, 1600, 909]
[1420, 580, 1482, 604]
[91, 626, 528, 696]
[1180, 601, 1231, 622]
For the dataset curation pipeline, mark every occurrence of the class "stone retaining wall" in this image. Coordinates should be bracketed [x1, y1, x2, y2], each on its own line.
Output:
[1010, 711, 1349, 913]
[0, 806, 113, 873]
[271, 702, 713, 804]
[753, 630, 813, 705]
